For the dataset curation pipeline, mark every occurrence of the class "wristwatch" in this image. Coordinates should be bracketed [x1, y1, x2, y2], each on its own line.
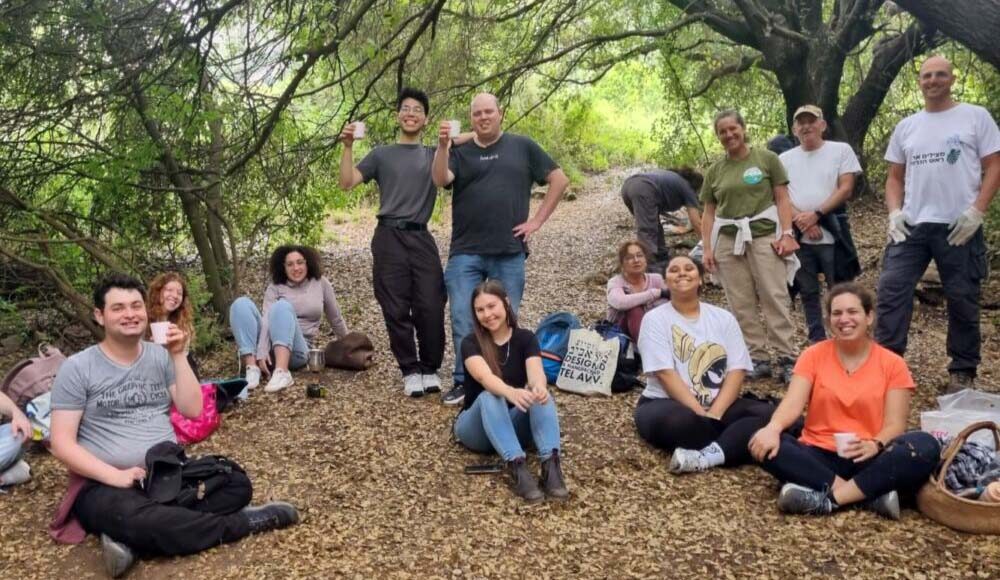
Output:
[782, 229, 795, 238]
[814, 209, 824, 219]
[868, 438, 885, 453]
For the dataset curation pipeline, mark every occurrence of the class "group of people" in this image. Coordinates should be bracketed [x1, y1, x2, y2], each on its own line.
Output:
[0, 54, 997, 575]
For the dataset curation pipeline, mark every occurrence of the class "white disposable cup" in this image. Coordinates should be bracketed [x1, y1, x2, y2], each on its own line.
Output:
[448, 120, 461, 138]
[353, 121, 366, 139]
[150, 322, 170, 345]
[833, 432, 858, 458]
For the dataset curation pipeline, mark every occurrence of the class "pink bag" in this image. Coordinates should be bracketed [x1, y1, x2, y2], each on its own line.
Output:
[170, 383, 221, 445]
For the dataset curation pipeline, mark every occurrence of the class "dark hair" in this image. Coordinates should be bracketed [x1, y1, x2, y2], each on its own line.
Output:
[825, 282, 875, 317]
[668, 166, 704, 192]
[470, 279, 518, 377]
[93, 272, 146, 310]
[617, 239, 652, 269]
[666, 254, 705, 294]
[713, 109, 746, 132]
[397, 87, 429, 115]
[766, 134, 798, 155]
[269, 245, 323, 285]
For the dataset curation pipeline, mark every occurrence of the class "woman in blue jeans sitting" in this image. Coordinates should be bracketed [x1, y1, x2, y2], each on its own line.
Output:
[453, 280, 568, 503]
[229, 245, 349, 394]
[748, 282, 940, 519]
[0, 390, 32, 487]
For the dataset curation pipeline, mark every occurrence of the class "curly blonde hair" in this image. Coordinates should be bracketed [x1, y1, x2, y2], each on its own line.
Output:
[147, 272, 195, 344]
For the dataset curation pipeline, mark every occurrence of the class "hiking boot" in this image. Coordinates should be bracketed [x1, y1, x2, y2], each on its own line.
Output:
[264, 368, 294, 393]
[101, 534, 136, 579]
[540, 450, 569, 500]
[245, 366, 262, 390]
[748, 359, 772, 380]
[863, 490, 901, 520]
[775, 357, 796, 385]
[669, 448, 709, 474]
[442, 383, 465, 406]
[422, 372, 442, 394]
[944, 371, 975, 395]
[777, 483, 834, 515]
[242, 501, 300, 534]
[403, 373, 424, 398]
[506, 457, 544, 503]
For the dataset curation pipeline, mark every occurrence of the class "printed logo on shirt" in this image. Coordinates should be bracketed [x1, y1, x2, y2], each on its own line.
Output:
[95, 378, 170, 426]
[480, 153, 499, 162]
[672, 325, 727, 407]
[742, 166, 764, 185]
[946, 134, 962, 165]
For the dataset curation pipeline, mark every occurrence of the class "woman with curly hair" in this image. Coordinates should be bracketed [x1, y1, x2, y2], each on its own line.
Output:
[229, 245, 350, 393]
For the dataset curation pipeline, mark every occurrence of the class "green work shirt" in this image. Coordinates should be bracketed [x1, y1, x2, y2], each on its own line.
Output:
[700, 147, 789, 238]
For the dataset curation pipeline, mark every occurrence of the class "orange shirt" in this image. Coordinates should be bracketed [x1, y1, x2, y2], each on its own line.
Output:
[794, 340, 914, 452]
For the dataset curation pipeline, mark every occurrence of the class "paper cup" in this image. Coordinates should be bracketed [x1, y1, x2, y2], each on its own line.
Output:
[352, 121, 365, 139]
[833, 432, 858, 458]
[150, 322, 170, 345]
[448, 120, 461, 138]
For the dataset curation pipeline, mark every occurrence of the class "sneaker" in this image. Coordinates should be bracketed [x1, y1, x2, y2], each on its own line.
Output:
[242, 501, 300, 533]
[506, 457, 544, 503]
[540, 450, 569, 500]
[264, 368, 294, 393]
[777, 483, 834, 515]
[101, 534, 136, 579]
[245, 365, 262, 390]
[0, 460, 31, 486]
[775, 357, 796, 385]
[669, 448, 709, 474]
[442, 383, 465, 406]
[748, 359, 772, 379]
[863, 490, 901, 520]
[404, 373, 424, 398]
[944, 371, 975, 395]
[422, 373, 442, 394]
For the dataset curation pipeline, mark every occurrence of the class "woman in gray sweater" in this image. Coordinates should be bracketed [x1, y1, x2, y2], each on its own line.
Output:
[230, 245, 350, 393]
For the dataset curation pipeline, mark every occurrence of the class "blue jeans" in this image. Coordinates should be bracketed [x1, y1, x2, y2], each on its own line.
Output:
[0, 424, 25, 473]
[454, 392, 560, 462]
[229, 297, 309, 370]
[444, 252, 526, 385]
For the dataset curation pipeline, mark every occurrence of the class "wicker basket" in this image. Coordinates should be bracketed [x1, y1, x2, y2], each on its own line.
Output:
[917, 421, 1000, 534]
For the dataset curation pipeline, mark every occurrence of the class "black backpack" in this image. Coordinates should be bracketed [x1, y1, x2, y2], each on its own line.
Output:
[593, 321, 643, 393]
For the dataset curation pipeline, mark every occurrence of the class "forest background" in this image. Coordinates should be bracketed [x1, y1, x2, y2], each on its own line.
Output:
[1, 0, 998, 352]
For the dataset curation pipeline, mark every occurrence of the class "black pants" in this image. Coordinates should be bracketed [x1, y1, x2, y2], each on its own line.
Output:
[73, 470, 253, 556]
[371, 225, 447, 375]
[760, 431, 940, 499]
[795, 243, 835, 343]
[634, 396, 776, 466]
[621, 180, 670, 271]
[874, 224, 986, 374]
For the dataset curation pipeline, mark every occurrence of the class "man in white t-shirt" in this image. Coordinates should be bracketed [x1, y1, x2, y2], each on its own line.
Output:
[875, 55, 1000, 393]
[779, 105, 862, 343]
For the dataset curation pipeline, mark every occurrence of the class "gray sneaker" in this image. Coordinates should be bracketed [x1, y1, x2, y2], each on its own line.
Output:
[945, 371, 975, 395]
[442, 383, 465, 406]
[777, 483, 834, 515]
[863, 490, 900, 520]
[101, 534, 136, 579]
[748, 359, 772, 379]
[669, 448, 709, 474]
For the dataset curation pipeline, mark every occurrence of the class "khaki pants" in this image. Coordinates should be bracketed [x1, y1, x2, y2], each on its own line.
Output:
[715, 233, 797, 360]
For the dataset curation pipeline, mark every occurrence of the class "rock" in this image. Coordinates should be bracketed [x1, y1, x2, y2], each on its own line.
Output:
[1, 334, 24, 352]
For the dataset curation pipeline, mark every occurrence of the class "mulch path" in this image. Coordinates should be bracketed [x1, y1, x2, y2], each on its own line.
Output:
[2, 167, 999, 578]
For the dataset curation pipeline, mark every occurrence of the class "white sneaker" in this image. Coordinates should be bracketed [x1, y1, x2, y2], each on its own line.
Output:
[404, 373, 424, 398]
[245, 366, 262, 390]
[0, 460, 31, 486]
[669, 448, 709, 474]
[421, 373, 442, 394]
[264, 368, 294, 393]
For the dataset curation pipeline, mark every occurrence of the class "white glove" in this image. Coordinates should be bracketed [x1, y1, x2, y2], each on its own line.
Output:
[947, 206, 984, 246]
[887, 209, 910, 244]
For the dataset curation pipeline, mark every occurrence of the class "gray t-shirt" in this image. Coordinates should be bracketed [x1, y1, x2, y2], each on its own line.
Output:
[51, 342, 176, 469]
[448, 133, 558, 255]
[626, 170, 699, 211]
[357, 144, 437, 223]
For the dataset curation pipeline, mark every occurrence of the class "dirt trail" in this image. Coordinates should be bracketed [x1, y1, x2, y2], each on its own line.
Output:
[2, 168, 999, 578]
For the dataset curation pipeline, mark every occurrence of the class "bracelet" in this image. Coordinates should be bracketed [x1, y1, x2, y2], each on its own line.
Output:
[866, 438, 885, 453]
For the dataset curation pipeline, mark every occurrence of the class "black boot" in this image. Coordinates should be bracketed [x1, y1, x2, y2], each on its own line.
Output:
[101, 534, 136, 578]
[242, 501, 300, 534]
[506, 457, 544, 503]
[540, 450, 569, 500]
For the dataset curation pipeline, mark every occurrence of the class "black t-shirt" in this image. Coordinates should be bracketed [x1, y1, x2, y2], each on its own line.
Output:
[448, 134, 558, 256]
[460, 328, 541, 411]
[626, 170, 699, 211]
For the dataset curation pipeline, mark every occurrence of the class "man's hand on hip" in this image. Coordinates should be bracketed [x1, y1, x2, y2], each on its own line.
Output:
[513, 219, 542, 241]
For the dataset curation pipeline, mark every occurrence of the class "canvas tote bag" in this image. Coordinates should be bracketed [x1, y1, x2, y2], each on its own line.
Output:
[555, 328, 618, 397]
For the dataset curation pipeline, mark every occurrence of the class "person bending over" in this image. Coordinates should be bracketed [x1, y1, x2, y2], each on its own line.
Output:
[635, 255, 776, 474]
[606, 239, 669, 342]
[50, 273, 298, 578]
[749, 283, 940, 519]
[453, 280, 568, 503]
[229, 245, 350, 393]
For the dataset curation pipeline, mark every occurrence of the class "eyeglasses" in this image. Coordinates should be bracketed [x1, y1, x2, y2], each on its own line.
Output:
[625, 253, 646, 261]
[399, 106, 425, 114]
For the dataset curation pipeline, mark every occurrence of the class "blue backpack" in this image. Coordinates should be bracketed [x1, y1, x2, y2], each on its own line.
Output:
[535, 312, 582, 383]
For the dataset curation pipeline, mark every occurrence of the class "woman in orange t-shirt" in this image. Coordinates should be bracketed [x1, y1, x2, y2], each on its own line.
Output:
[748, 283, 940, 519]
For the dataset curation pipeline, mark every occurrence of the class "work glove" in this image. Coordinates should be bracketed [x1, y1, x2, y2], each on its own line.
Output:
[887, 209, 910, 244]
[947, 206, 984, 246]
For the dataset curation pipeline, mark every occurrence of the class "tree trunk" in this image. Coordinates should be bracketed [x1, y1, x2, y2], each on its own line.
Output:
[891, 0, 1000, 70]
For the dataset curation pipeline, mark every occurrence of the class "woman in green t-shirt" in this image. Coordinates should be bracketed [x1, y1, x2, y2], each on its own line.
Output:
[699, 109, 800, 384]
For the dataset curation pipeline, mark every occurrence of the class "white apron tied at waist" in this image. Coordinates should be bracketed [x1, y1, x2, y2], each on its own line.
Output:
[710, 204, 801, 285]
